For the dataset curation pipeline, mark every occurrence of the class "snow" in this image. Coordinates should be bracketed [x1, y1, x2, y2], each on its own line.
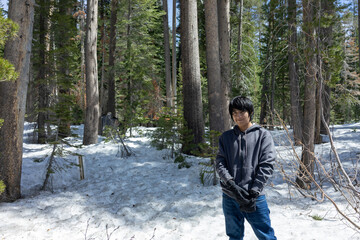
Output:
[1, 122, 360, 240]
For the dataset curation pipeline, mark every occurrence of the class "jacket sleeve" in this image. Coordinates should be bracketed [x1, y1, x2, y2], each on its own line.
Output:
[215, 134, 233, 183]
[251, 130, 276, 194]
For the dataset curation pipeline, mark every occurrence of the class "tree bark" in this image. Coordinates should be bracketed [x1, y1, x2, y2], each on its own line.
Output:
[180, 0, 205, 153]
[269, 0, 275, 129]
[296, 0, 316, 189]
[107, 0, 118, 116]
[99, 0, 107, 117]
[321, 85, 331, 134]
[315, 0, 322, 144]
[163, 0, 173, 108]
[237, 0, 243, 80]
[83, 0, 100, 145]
[270, 8, 275, 129]
[288, 0, 302, 144]
[205, 0, 223, 135]
[126, 0, 133, 136]
[0, 0, 35, 202]
[218, 0, 231, 131]
[260, 3, 271, 127]
[320, 0, 334, 135]
[172, 0, 177, 107]
[37, 0, 51, 144]
[80, 0, 86, 114]
[259, 50, 270, 126]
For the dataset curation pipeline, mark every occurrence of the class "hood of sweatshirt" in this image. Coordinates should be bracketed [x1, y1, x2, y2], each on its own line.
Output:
[233, 124, 261, 135]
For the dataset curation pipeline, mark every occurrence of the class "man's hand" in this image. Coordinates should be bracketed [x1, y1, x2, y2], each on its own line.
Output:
[249, 189, 260, 199]
[240, 189, 259, 213]
[226, 180, 251, 205]
[240, 198, 256, 213]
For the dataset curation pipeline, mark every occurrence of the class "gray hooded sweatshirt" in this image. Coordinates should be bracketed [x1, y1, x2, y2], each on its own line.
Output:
[216, 124, 275, 199]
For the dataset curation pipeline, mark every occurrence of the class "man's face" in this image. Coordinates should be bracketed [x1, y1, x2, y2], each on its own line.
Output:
[232, 109, 251, 128]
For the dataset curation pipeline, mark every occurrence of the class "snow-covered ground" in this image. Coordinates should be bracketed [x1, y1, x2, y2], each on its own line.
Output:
[0, 122, 360, 240]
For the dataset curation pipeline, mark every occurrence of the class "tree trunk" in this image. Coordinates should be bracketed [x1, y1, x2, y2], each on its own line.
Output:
[25, 67, 36, 123]
[37, 0, 51, 144]
[270, 33, 275, 129]
[57, 0, 73, 138]
[218, 0, 231, 131]
[260, 3, 271, 127]
[315, 54, 323, 144]
[237, 0, 243, 80]
[46, 0, 54, 137]
[99, 0, 107, 117]
[172, 0, 177, 107]
[269, 1, 275, 130]
[259, 49, 270, 126]
[83, 0, 100, 145]
[163, 0, 173, 108]
[0, 0, 35, 202]
[288, 0, 302, 144]
[107, 0, 118, 116]
[315, 0, 322, 144]
[80, 0, 86, 114]
[296, 0, 316, 189]
[321, 85, 331, 134]
[320, 0, 334, 135]
[205, 0, 223, 135]
[180, 0, 205, 153]
[126, 0, 133, 136]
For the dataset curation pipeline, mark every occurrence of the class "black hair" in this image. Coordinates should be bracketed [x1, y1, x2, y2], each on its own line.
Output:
[229, 96, 254, 121]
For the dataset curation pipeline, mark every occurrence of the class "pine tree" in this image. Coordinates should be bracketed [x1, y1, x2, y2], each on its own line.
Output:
[163, 0, 173, 108]
[52, 0, 80, 138]
[288, 0, 302, 144]
[296, 0, 317, 190]
[332, 1, 360, 123]
[204, 0, 223, 135]
[0, 0, 35, 202]
[218, 0, 231, 130]
[259, 0, 288, 127]
[107, 0, 118, 116]
[32, 0, 52, 143]
[0, 8, 18, 198]
[230, 0, 261, 100]
[83, 0, 100, 145]
[180, 0, 205, 153]
[115, 0, 164, 134]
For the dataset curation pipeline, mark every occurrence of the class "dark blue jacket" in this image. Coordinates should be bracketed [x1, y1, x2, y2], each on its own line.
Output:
[216, 124, 275, 198]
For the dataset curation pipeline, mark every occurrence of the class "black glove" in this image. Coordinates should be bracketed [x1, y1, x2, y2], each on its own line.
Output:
[249, 189, 260, 199]
[226, 180, 251, 205]
[240, 189, 259, 213]
[240, 198, 256, 213]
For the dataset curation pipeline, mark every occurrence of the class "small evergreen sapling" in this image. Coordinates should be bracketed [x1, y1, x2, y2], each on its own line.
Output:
[150, 107, 183, 158]
[0, 180, 4, 194]
[197, 130, 221, 186]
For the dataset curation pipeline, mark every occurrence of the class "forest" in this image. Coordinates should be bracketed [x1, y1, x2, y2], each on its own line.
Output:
[0, 0, 360, 236]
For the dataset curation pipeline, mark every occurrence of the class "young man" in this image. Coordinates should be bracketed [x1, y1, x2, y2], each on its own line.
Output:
[216, 96, 277, 240]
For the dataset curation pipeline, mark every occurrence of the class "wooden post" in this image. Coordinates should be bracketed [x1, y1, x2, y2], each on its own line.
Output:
[78, 155, 85, 180]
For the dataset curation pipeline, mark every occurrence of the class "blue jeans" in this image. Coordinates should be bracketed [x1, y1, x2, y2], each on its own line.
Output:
[222, 193, 277, 240]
